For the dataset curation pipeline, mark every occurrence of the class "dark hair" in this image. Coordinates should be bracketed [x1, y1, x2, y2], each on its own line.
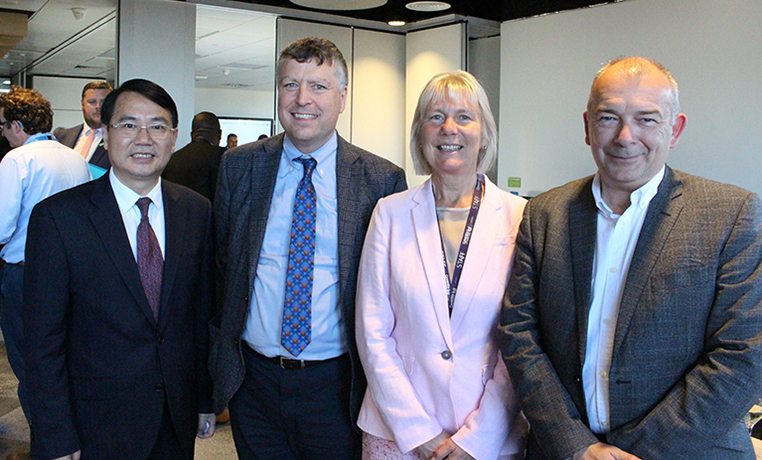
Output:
[227, 133, 237, 140]
[276, 37, 348, 88]
[101, 79, 178, 128]
[0, 86, 53, 135]
[81, 80, 113, 98]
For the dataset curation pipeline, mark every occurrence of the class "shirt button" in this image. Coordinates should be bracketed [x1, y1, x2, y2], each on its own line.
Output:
[441, 350, 452, 360]
[600, 370, 608, 379]
[610, 267, 618, 274]
[155, 383, 164, 391]
[603, 318, 613, 327]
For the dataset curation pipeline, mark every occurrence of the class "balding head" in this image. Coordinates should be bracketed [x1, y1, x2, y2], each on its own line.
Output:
[588, 57, 680, 123]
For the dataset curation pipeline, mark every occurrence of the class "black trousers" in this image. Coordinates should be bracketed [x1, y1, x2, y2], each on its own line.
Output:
[229, 345, 360, 460]
[145, 398, 190, 460]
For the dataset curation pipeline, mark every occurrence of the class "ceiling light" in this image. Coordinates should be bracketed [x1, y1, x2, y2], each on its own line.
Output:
[388, 20, 406, 26]
[406, 1, 451, 12]
[291, 0, 385, 11]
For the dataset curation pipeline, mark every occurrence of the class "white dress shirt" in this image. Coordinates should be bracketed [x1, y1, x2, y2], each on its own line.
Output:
[73, 123, 104, 162]
[109, 169, 166, 260]
[242, 133, 344, 360]
[583, 166, 665, 433]
[0, 135, 90, 263]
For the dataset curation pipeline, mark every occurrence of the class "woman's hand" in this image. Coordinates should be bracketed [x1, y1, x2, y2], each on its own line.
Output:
[415, 430, 450, 459]
[431, 438, 475, 460]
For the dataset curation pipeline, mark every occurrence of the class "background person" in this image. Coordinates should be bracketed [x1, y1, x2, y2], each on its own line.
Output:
[162, 111, 223, 203]
[356, 71, 528, 460]
[54, 80, 112, 173]
[226, 133, 237, 150]
[0, 86, 90, 427]
[500, 57, 762, 460]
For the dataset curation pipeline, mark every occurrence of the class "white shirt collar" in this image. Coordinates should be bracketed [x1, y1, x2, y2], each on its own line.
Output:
[592, 166, 665, 218]
[109, 168, 164, 214]
[281, 131, 338, 181]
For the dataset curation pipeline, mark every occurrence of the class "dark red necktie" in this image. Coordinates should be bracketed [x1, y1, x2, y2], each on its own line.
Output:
[136, 197, 163, 320]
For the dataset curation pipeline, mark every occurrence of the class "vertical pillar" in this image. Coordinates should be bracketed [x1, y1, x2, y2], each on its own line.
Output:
[117, 0, 196, 146]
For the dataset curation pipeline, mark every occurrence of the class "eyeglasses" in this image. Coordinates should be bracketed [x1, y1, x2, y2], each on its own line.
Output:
[0, 120, 13, 130]
[110, 122, 176, 139]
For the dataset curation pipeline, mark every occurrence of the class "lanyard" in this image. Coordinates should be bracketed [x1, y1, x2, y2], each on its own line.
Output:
[435, 174, 484, 317]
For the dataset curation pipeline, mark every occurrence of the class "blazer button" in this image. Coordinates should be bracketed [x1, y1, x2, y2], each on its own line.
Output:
[155, 383, 164, 391]
[441, 350, 452, 360]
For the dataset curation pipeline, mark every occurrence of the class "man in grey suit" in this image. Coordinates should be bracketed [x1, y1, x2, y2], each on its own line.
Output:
[54, 80, 112, 172]
[500, 56, 762, 460]
[210, 37, 406, 459]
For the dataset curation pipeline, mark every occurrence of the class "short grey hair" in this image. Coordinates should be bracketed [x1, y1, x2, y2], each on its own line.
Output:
[410, 70, 497, 176]
[587, 56, 680, 123]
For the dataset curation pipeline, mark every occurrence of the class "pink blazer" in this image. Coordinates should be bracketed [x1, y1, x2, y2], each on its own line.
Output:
[356, 177, 528, 460]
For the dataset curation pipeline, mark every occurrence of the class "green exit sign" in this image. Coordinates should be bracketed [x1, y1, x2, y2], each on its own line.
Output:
[507, 177, 521, 188]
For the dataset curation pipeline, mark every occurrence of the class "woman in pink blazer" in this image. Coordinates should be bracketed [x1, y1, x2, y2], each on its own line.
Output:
[356, 71, 528, 460]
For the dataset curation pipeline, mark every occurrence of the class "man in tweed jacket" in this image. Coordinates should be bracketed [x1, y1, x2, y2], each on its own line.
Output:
[209, 37, 406, 460]
[500, 57, 762, 459]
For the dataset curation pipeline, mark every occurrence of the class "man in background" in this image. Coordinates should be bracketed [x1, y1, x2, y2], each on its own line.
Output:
[162, 111, 223, 203]
[24, 79, 215, 460]
[0, 86, 90, 426]
[54, 80, 112, 173]
[226, 133, 237, 150]
[210, 37, 406, 459]
[500, 57, 762, 459]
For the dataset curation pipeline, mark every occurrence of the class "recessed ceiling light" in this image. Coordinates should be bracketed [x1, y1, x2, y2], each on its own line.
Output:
[388, 20, 406, 26]
[406, 1, 451, 12]
[291, 0, 386, 11]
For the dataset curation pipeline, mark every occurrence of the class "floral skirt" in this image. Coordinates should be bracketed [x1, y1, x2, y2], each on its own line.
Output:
[362, 432, 523, 460]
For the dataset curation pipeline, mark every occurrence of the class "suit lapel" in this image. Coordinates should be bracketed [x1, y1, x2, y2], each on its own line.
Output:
[247, 135, 283, 289]
[449, 179, 501, 334]
[569, 179, 598, 366]
[158, 182, 183, 331]
[336, 137, 373, 301]
[88, 175, 158, 325]
[411, 180, 453, 349]
[613, 168, 683, 353]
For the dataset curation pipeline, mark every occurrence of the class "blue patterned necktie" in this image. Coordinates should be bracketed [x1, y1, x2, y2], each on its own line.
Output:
[136, 197, 163, 320]
[281, 157, 317, 357]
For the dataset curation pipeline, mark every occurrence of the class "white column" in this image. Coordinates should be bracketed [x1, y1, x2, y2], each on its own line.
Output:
[117, 0, 196, 146]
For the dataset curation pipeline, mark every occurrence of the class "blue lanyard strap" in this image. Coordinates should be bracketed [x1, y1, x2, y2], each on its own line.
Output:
[436, 174, 484, 317]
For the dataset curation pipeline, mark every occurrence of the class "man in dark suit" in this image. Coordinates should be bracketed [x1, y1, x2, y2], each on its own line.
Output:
[500, 57, 762, 460]
[210, 37, 406, 460]
[23, 79, 216, 460]
[54, 80, 112, 172]
[162, 111, 223, 202]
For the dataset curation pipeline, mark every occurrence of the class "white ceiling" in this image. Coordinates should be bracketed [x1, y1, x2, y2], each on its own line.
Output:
[0, 0, 277, 93]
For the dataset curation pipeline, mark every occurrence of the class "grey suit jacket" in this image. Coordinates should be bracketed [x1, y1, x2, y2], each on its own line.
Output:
[54, 124, 110, 170]
[500, 167, 762, 460]
[209, 133, 407, 423]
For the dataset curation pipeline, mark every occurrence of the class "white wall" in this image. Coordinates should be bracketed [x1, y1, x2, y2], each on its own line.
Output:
[352, 29, 406, 168]
[469, 35, 501, 182]
[195, 87, 274, 119]
[499, 0, 762, 197]
[118, 0, 197, 147]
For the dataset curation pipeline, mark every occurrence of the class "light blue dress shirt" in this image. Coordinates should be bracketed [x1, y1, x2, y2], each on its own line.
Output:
[0, 135, 90, 263]
[242, 133, 344, 360]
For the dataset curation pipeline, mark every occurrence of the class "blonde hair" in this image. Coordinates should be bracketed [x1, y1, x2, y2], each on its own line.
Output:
[409, 70, 497, 175]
